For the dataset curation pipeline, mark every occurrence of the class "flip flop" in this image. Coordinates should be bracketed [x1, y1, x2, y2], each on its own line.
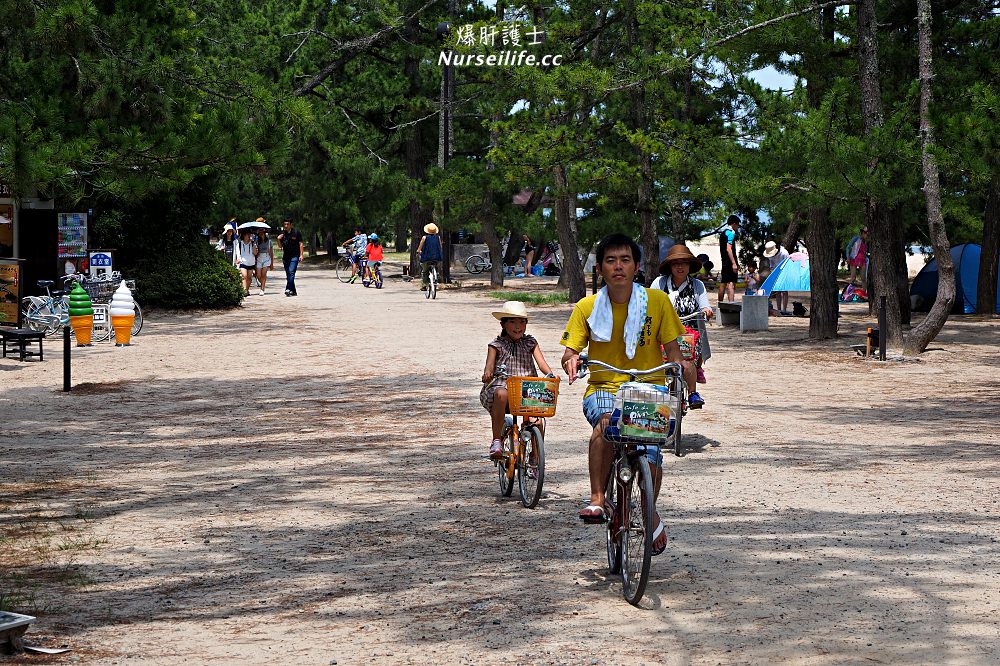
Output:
[651, 519, 667, 556]
[579, 504, 606, 524]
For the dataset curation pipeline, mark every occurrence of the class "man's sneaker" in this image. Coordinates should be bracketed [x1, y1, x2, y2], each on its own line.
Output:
[489, 440, 503, 460]
[688, 391, 705, 409]
[284, 289, 291, 296]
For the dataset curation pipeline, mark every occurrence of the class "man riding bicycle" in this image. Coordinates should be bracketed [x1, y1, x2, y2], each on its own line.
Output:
[560, 233, 686, 556]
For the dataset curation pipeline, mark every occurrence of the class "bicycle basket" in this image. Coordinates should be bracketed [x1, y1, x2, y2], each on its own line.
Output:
[506, 375, 560, 417]
[602, 382, 681, 444]
[82, 279, 118, 303]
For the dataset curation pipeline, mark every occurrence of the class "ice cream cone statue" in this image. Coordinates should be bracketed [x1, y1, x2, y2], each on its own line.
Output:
[110, 282, 135, 346]
[68, 283, 94, 346]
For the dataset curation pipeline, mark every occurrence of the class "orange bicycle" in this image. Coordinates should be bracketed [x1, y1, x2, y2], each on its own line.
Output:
[493, 366, 560, 508]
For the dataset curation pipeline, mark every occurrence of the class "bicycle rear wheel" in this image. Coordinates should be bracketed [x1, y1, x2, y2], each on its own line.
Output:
[465, 254, 488, 274]
[335, 257, 353, 283]
[430, 270, 437, 299]
[518, 424, 545, 508]
[621, 455, 654, 606]
[605, 471, 622, 574]
[374, 267, 383, 289]
[497, 425, 516, 497]
[131, 303, 144, 336]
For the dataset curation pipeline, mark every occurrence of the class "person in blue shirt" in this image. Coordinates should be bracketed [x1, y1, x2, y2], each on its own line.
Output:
[717, 215, 740, 303]
[341, 227, 369, 284]
[416, 222, 443, 290]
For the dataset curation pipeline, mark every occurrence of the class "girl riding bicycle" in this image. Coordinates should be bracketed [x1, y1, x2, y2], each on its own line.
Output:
[480, 301, 555, 460]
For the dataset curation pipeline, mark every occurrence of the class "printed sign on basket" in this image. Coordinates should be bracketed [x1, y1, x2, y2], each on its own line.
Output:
[519, 379, 556, 408]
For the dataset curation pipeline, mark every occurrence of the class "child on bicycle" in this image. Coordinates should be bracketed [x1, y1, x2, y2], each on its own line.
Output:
[365, 233, 383, 275]
[480, 301, 555, 460]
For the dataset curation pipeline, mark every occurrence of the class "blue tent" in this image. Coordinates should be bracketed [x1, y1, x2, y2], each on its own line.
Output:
[910, 243, 1000, 314]
[759, 252, 811, 295]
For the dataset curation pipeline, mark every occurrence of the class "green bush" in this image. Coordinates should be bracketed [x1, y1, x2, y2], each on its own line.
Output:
[135, 241, 245, 308]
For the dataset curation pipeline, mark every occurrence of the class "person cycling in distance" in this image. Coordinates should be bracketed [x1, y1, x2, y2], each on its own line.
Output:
[341, 227, 369, 283]
[560, 233, 686, 556]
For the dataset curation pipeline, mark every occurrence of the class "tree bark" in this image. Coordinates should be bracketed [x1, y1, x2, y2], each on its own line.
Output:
[626, 1, 658, 286]
[403, 23, 432, 271]
[857, 0, 903, 348]
[803, 5, 838, 339]
[807, 206, 839, 338]
[977, 176, 999, 315]
[782, 213, 805, 253]
[553, 164, 587, 302]
[904, 0, 954, 355]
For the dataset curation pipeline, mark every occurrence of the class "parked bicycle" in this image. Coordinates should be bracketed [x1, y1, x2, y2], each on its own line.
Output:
[465, 235, 514, 275]
[21, 274, 143, 341]
[577, 354, 687, 606]
[492, 364, 559, 508]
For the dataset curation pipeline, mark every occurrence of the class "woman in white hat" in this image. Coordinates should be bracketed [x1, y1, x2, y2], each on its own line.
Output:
[763, 240, 789, 314]
[480, 301, 555, 460]
[416, 222, 443, 290]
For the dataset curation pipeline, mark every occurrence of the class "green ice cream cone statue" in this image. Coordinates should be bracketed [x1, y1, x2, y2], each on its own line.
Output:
[68, 283, 95, 346]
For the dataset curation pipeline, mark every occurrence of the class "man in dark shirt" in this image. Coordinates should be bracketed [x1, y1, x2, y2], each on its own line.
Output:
[278, 218, 304, 296]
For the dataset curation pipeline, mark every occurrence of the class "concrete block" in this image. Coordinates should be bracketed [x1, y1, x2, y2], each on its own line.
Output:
[740, 295, 769, 331]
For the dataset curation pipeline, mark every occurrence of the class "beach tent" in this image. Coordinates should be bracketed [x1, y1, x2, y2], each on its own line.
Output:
[910, 243, 1000, 314]
[759, 252, 810, 295]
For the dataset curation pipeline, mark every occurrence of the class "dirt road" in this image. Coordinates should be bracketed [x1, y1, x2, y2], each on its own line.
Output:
[3, 265, 999, 664]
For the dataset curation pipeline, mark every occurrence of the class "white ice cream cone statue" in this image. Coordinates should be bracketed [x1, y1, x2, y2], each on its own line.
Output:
[110, 282, 135, 346]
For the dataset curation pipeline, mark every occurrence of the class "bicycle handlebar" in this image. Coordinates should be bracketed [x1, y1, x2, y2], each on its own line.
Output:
[577, 354, 682, 380]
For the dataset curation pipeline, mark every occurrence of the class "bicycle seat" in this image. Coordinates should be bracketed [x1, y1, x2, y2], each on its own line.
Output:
[37, 280, 54, 288]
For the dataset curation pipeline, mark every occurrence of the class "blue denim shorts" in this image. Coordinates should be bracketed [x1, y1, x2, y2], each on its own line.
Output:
[582, 390, 663, 467]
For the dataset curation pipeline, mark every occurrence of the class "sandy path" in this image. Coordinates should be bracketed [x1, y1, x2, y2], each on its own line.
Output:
[2, 264, 999, 665]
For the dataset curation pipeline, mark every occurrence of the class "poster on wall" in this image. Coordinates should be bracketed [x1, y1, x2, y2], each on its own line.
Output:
[58, 212, 88, 274]
[0, 203, 13, 258]
[0, 260, 21, 327]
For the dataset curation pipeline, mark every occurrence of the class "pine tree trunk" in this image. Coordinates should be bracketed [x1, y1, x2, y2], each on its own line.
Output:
[803, 6, 838, 339]
[857, 0, 903, 348]
[404, 33, 431, 272]
[807, 206, 839, 338]
[904, 0, 954, 355]
[627, 1, 658, 286]
[782, 213, 804, 253]
[977, 176, 999, 315]
[553, 164, 587, 303]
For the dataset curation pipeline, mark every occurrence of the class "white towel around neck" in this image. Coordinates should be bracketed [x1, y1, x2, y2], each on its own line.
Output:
[587, 283, 649, 359]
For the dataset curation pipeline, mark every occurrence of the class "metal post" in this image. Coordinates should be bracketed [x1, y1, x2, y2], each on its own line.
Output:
[63, 326, 71, 392]
[878, 296, 887, 361]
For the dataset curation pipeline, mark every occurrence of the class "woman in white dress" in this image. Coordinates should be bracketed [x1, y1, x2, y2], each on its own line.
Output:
[255, 228, 275, 295]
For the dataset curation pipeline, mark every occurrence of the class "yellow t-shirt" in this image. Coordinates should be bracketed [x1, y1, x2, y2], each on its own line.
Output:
[560, 289, 685, 397]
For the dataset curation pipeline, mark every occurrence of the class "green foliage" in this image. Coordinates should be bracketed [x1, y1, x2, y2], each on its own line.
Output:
[135, 241, 244, 309]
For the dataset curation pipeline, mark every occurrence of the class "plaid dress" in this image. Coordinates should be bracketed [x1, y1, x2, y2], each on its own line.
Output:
[480, 334, 538, 411]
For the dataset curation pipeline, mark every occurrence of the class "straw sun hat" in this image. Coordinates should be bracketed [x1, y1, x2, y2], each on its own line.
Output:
[492, 301, 530, 321]
[424, 223, 439, 234]
[763, 241, 780, 258]
[657, 244, 702, 274]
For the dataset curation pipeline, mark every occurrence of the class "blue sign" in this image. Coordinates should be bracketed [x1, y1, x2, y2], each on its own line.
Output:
[90, 252, 112, 267]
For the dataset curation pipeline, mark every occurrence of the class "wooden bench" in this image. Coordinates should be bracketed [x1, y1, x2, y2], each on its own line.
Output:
[0, 328, 45, 362]
[717, 301, 742, 326]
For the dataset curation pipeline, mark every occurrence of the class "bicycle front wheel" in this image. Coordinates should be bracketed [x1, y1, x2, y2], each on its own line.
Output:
[465, 255, 488, 274]
[498, 426, 516, 497]
[620, 455, 654, 606]
[606, 471, 622, 574]
[335, 257, 353, 283]
[131, 303, 144, 336]
[518, 425, 545, 508]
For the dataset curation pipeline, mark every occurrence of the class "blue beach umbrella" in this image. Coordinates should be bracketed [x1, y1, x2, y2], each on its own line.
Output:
[759, 252, 810, 295]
